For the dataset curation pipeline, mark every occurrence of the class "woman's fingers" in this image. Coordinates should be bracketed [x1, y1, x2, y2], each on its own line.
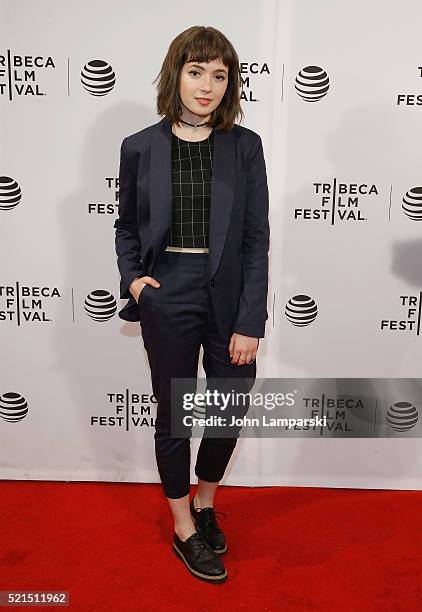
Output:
[136, 275, 163, 302]
[142, 276, 160, 288]
[230, 349, 256, 366]
[229, 335, 258, 364]
[229, 335, 235, 358]
[149, 276, 161, 288]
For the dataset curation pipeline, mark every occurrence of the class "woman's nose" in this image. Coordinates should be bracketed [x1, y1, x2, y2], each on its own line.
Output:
[200, 76, 212, 90]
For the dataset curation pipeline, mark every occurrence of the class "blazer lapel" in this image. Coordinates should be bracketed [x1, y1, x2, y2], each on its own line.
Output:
[149, 116, 236, 280]
[149, 117, 173, 263]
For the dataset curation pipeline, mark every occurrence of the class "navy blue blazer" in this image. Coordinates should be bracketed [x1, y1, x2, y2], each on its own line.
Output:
[114, 116, 270, 338]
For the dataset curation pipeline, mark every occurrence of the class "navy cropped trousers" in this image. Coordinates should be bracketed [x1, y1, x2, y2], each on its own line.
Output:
[137, 250, 256, 499]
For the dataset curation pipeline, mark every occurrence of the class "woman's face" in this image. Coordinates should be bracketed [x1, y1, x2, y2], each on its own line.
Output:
[178, 58, 229, 118]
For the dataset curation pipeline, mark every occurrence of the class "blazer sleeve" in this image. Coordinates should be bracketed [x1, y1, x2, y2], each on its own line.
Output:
[113, 137, 144, 300]
[232, 134, 270, 338]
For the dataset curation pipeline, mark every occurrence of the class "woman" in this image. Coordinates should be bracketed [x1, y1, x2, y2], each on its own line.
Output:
[114, 25, 270, 584]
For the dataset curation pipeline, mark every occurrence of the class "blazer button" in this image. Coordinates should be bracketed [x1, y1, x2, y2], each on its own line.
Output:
[210, 279, 215, 287]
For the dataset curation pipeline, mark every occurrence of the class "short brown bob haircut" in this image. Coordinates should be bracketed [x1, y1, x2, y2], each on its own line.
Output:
[153, 26, 244, 132]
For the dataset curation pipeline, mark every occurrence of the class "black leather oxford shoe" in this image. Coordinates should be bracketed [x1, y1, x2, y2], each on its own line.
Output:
[173, 531, 227, 583]
[190, 497, 228, 554]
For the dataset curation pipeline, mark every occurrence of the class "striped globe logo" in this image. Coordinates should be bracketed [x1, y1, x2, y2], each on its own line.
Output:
[84, 290, 117, 321]
[0, 392, 28, 422]
[386, 401, 418, 432]
[285, 294, 318, 326]
[81, 59, 116, 96]
[402, 186, 422, 220]
[295, 65, 330, 101]
[0, 176, 22, 210]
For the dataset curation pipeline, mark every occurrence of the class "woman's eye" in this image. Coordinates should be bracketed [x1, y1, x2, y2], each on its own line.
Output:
[189, 70, 225, 81]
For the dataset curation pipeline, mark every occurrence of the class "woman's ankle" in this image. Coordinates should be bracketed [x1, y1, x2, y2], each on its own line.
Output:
[174, 517, 197, 541]
[193, 493, 214, 510]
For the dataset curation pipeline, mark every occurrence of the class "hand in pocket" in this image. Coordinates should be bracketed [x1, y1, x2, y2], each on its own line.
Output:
[130, 276, 161, 304]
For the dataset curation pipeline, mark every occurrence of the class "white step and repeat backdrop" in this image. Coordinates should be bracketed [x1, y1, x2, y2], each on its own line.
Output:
[2, 0, 422, 489]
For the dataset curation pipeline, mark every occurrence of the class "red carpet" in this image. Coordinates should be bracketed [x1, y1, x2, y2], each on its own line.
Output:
[1, 481, 422, 611]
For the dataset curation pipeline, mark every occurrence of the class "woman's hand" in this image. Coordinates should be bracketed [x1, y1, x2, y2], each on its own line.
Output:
[129, 276, 160, 303]
[229, 333, 259, 365]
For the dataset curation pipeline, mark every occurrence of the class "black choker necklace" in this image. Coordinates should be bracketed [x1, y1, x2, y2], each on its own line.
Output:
[180, 118, 208, 130]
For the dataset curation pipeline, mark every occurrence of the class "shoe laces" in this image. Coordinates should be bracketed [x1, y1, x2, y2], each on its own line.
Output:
[190, 532, 211, 554]
[196, 507, 227, 532]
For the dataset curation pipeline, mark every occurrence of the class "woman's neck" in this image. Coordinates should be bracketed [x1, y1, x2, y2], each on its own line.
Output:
[172, 120, 213, 142]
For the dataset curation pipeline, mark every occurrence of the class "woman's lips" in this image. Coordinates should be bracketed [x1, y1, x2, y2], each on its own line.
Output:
[196, 98, 211, 106]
